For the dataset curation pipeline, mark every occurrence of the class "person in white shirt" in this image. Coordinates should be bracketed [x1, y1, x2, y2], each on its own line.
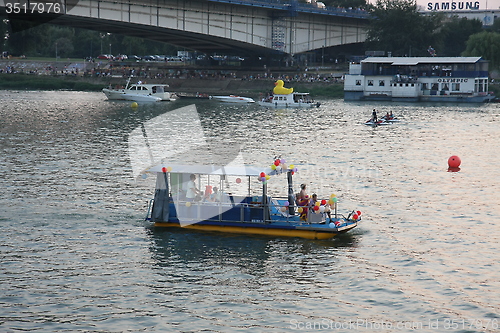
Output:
[186, 174, 202, 201]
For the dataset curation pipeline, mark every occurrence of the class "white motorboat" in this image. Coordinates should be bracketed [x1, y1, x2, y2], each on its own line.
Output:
[210, 95, 255, 103]
[258, 80, 320, 108]
[102, 78, 175, 101]
[122, 93, 161, 102]
[258, 92, 320, 108]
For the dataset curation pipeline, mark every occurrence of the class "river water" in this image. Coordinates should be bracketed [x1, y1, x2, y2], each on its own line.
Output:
[0, 90, 499, 332]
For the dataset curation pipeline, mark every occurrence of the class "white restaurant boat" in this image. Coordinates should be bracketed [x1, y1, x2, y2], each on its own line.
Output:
[210, 95, 255, 103]
[102, 78, 176, 101]
[344, 56, 495, 103]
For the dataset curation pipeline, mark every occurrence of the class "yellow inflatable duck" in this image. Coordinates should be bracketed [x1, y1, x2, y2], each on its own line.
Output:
[273, 80, 294, 95]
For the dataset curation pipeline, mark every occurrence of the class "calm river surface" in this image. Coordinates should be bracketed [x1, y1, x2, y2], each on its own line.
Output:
[0, 90, 499, 332]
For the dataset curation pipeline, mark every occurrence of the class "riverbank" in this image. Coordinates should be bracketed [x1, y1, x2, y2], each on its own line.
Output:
[0, 58, 346, 97]
[0, 73, 345, 97]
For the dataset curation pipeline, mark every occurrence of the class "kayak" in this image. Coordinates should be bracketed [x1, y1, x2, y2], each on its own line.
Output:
[381, 116, 400, 122]
[364, 119, 389, 126]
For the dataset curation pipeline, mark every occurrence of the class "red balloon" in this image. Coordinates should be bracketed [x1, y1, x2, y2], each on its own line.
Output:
[448, 155, 461, 168]
[236, 178, 241, 184]
[321, 199, 327, 205]
[357, 211, 362, 215]
[260, 172, 266, 178]
[274, 160, 280, 166]
[352, 214, 358, 220]
[161, 167, 167, 173]
[313, 205, 320, 211]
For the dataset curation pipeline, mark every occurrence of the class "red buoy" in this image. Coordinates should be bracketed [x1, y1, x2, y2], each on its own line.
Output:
[448, 155, 461, 168]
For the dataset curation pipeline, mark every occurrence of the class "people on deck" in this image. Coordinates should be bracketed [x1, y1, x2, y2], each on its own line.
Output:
[371, 109, 378, 122]
[296, 184, 309, 221]
[309, 193, 318, 207]
[209, 186, 222, 202]
[186, 174, 202, 201]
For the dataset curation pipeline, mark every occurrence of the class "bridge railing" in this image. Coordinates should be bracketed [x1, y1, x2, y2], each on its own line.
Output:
[207, 0, 370, 18]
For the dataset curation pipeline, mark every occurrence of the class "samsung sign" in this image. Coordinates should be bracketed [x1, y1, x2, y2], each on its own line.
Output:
[426, 1, 480, 10]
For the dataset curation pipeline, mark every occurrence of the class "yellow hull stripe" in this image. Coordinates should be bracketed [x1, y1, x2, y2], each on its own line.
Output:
[154, 222, 337, 240]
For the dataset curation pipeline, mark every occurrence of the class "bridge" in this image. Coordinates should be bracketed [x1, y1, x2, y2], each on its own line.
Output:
[1, 0, 370, 56]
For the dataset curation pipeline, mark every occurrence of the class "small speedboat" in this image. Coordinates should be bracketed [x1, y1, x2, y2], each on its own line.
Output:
[210, 95, 255, 103]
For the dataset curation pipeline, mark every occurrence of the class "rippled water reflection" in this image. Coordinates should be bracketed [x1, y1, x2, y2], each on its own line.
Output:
[0, 91, 499, 332]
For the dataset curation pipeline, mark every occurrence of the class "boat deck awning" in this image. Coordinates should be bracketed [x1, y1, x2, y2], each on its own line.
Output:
[147, 164, 265, 177]
[361, 57, 483, 66]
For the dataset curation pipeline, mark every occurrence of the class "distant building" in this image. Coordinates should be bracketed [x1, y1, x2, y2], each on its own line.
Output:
[344, 56, 495, 102]
[418, 0, 500, 26]
[421, 8, 500, 26]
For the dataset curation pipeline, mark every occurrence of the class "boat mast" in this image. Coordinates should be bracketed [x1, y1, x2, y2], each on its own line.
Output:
[162, 168, 170, 219]
[287, 170, 295, 215]
[262, 182, 269, 222]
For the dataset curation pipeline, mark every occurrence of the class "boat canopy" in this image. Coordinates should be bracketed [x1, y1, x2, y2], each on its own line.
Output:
[147, 163, 265, 177]
[361, 56, 483, 66]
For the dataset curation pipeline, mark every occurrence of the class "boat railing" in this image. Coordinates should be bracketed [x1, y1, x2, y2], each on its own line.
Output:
[145, 198, 154, 221]
[148, 195, 304, 224]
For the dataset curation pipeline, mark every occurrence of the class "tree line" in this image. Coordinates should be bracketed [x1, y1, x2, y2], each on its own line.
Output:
[0, 18, 180, 59]
[2, 0, 500, 68]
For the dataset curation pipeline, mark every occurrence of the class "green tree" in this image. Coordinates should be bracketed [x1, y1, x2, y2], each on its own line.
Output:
[439, 16, 482, 56]
[463, 31, 500, 68]
[366, 0, 443, 56]
[54, 37, 74, 58]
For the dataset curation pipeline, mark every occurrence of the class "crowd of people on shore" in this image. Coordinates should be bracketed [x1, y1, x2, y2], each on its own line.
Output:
[0, 59, 344, 84]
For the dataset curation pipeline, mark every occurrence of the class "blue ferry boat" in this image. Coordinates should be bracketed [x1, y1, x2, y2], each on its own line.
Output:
[144, 160, 360, 240]
[344, 56, 495, 102]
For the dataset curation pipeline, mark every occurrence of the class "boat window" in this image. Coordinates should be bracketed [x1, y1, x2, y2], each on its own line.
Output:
[356, 80, 361, 85]
[130, 86, 137, 90]
[431, 83, 439, 91]
[452, 83, 460, 91]
[379, 80, 385, 86]
[442, 83, 449, 91]
[142, 87, 148, 90]
[368, 80, 373, 86]
[422, 83, 428, 90]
